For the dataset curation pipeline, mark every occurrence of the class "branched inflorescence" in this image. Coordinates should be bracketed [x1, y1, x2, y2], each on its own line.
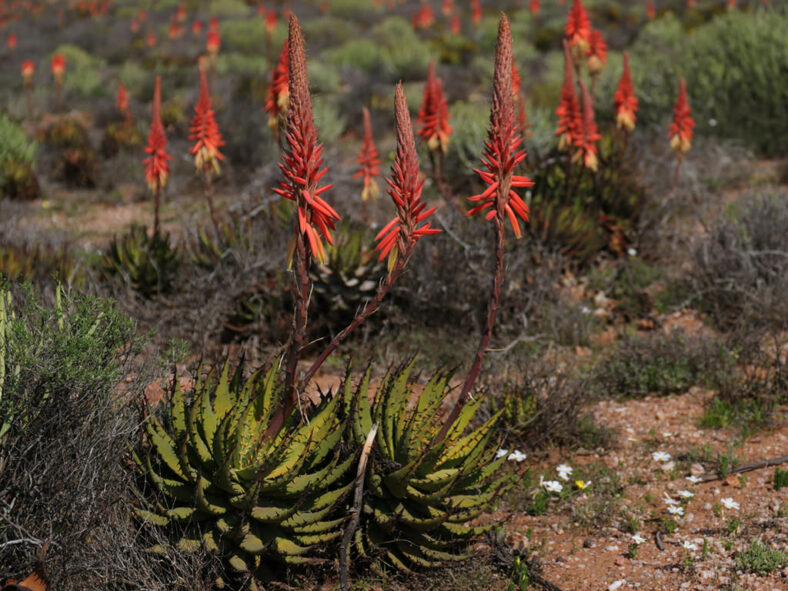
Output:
[273, 18, 339, 264]
[376, 84, 441, 265]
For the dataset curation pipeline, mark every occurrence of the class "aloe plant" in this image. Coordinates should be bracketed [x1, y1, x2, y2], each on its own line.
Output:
[136, 361, 354, 579]
[101, 224, 179, 297]
[344, 362, 513, 571]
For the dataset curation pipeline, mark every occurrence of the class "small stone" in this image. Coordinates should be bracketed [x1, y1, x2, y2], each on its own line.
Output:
[614, 556, 626, 567]
[608, 580, 625, 591]
[583, 538, 596, 548]
[690, 463, 705, 476]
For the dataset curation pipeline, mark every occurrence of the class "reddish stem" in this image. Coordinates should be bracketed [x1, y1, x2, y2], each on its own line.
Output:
[153, 184, 161, 237]
[204, 169, 221, 234]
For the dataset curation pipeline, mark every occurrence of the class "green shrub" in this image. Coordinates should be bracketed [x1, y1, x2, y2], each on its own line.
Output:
[220, 19, 265, 54]
[207, 0, 249, 16]
[312, 95, 346, 145]
[52, 44, 107, 98]
[325, 39, 385, 74]
[0, 114, 38, 200]
[736, 541, 787, 574]
[774, 467, 788, 491]
[612, 8, 788, 155]
[327, 0, 382, 18]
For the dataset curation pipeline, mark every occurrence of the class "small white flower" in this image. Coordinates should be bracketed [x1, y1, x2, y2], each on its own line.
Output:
[652, 451, 672, 462]
[686, 475, 702, 484]
[580, 305, 591, 315]
[508, 450, 527, 462]
[541, 480, 563, 493]
[663, 493, 679, 506]
[627, 247, 638, 257]
[677, 490, 695, 499]
[556, 464, 573, 481]
[720, 497, 740, 510]
[667, 505, 685, 516]
[709, 118, 718, 127]
[631, 533, 646, 544]
[681, 541, 698, 551]
[496, 448, 508, 459]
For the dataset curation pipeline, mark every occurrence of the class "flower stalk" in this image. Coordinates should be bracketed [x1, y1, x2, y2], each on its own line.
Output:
[142, 76, 171, 237]
[668, 77, 695, 193]
[436, 14, 532, 445]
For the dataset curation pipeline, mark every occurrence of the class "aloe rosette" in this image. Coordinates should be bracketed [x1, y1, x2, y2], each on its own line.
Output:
[344, 362, 513, 571]
[136, 361, 353, 576]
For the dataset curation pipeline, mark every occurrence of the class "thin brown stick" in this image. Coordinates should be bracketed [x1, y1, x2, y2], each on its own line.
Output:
[299, 245, 412, 392]
[700, 455, 788, 483]
[339, 423, 378, 591]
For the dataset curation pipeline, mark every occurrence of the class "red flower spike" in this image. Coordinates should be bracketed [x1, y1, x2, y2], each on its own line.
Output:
[192, 19, 203, 36]
[586, 29, 607, 75]
[143, 76, 172, 193]
[555, 41, 582, 151]
[273, 16, 339, 264]
[668, 77, 694, 155]
[146, 32, 156, 48]
[264, 38, 289, 132]
[613, 51, 638, 132]
[51, 53, 65, 80]
[574, 78, 601, 171]
[206, 30, 221, 54]
[116, 83, 131, 120]
[189, 65, 225, 175]
[450, 13, 461, 34]
[565, 0, 591, 60]
[646, 0, 656, 19]
[21, 60, 35, 84]
[512, 62, 531, 137]
[467, 15, 533, 239]
[265, 9, 277, 34]
[353, 106, 381, 202]
[530, 0, 541, 15]
[417, 61, 452, 154]
[471, 0, 482, 25]
[412, 3, 435, 29]
[376, 84, 441, 265]
[442, 0, 454, 17]
[7, 33, 16, 51]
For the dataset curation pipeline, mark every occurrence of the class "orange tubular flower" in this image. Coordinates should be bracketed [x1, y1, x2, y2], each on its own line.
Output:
[7, 33, 16, 51]
[586, 29, 607, 75]
[264, 38, 289, 132]
[646, 0, 656, 19]
[556, 41, 582, 151]
[192, 19, 203, 36]
[613, 51, 638, 132]
[565, 0, 591, 61]
[417, 61, 452, 154]
[376, 84, 441, 264]
[668, 77, 694, 156]
[206, 31, 221, 55]
[21, 60, 35, 85]
[189, 65, 225, 175]
[273, 17, 339, 264]
[354, 106, 381, 202]
[574, 78, 601, 171]
[143, 76, 172, 193]
[467, 16, 532, 239]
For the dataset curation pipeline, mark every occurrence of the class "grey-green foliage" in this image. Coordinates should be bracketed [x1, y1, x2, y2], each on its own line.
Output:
[313, 96, 346, 145]
[52, 45, 107, 98]
[600, 8, 788, 155]
[0, 114, 35, 169]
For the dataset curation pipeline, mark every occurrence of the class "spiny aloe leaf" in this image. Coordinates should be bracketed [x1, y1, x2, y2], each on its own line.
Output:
[134, 508, 170, 526]
[145, 415, 185, 479]
[250, 503, 299, 524]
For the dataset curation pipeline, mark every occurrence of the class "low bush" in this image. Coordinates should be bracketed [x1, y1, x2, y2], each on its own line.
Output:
[0, 114, 38, 200]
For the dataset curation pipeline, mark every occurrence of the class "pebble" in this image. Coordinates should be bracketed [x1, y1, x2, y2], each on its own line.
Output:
[690, 463, 705, 476]
[608, 580, 625, 591]
[583, 538, 596, 548]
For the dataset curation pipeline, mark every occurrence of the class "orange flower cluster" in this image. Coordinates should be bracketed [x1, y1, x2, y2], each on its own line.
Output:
[613, 52, 638, 132]
[7, 33, 16, 51]
[575, 79, 601, 171]
[467, 16, 532, 239]
[116, 83, 132, 122]
[470, 0, 482, 25]
[50, 53, 65, 81]
[353, 107, 381, 202]
[143, 76, 172, 193]
[417, 62, 452, 154]
[206, 30, 220, 54]
[376, 84, 440, 264]
[586, 29, 607, 75]
[668, 77, 694, 155]
[273, 17, 339, 264]
[21, 60, 35, 85]
[264, 39, 289, 134]
[189, 65, 225, 175]
[555, 41, 581, 151]
[565, 0, 591, 60]
[530, 0, 540, 15]
[412, 3, 435, 29]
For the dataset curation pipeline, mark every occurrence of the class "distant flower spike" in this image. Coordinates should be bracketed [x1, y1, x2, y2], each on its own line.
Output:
[530, 0, 541, 16]
[417, 61, 452, 155]
[189, 64, 225, 175]
[116, 83, 131, 121]
[470, 0, 482, 25]
[668, 77, 694, 155]
[574, 78, 601, 171]
[467, 15, 533, 239]
[50, 53, 66, 81]
[21, 60, 35, 85]
[206, 30, 221, 54]
[7, 33, 17, 51]
[376, 84, 441, 265]
[512, 62, 531, 137]
[586, 29, 607, 75]
[565, 0, 591, 61]
[412, 3, 435, 29]
[353, 107, 382, 202]
[613, 51, 638, 132]
[264, 38, 290, 135]
[555, 41, 582, 151]
[273, 16, 339, 264]
[143, 76, 172, 194]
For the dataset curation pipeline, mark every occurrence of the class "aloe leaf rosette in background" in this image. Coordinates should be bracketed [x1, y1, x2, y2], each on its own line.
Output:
[135, 360, 353, 575]
[344, 362, 513, 571]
